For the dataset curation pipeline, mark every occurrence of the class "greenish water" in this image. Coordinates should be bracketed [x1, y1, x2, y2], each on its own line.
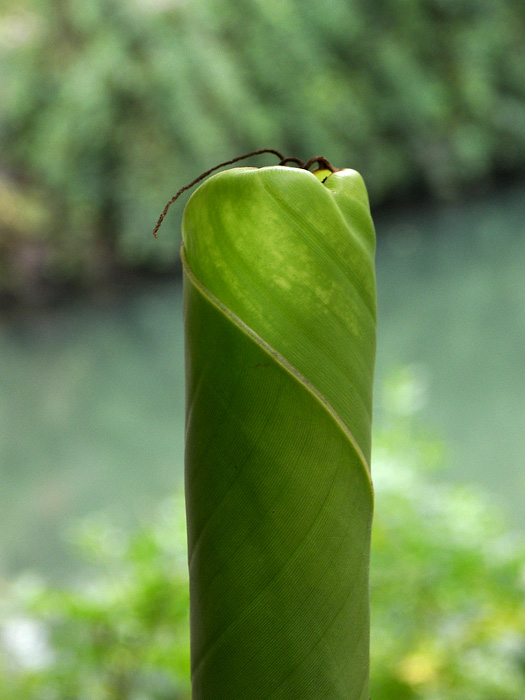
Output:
[0, 286, 186, 579]
[375, 183, 525, 527]
[1, 183, 524, 580]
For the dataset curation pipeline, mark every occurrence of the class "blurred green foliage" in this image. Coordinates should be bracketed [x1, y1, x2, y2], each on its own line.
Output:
[1, 0, 525, 301]
[1, 390, 524, 699]
[0, 495, 192, 699]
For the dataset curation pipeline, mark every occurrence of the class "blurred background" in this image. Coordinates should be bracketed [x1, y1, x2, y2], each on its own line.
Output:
[1, 0, 524, 697]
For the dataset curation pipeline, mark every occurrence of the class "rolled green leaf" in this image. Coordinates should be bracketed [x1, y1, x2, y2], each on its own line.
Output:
[182, 164, 376, 700]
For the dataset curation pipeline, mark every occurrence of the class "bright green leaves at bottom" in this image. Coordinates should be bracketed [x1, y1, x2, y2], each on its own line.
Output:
[182, 165, 376, 699]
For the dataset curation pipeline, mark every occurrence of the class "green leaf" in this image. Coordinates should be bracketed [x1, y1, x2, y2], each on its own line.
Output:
[182, 165, 376, 699]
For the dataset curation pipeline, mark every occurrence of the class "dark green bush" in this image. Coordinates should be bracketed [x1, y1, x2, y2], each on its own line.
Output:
[1, 0, 525, 300]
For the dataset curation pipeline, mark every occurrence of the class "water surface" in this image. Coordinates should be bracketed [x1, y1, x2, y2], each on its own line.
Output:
[1, 183, 524, 579]
[375, 183, 525, 524]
